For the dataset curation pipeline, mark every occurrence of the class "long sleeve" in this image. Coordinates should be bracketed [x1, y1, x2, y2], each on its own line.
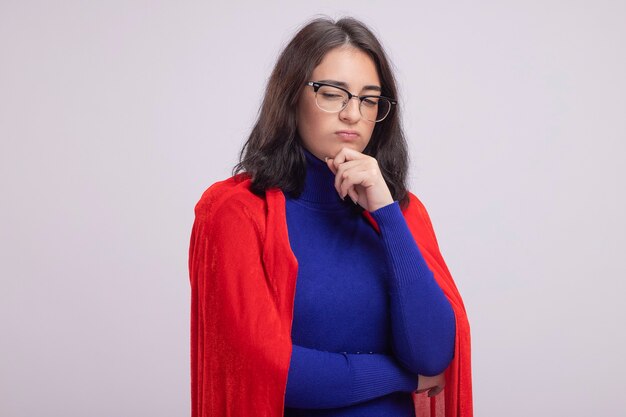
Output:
[370, 201, 456, 376]
[285, 344, 417, 409]
[282, 149, 465, 416]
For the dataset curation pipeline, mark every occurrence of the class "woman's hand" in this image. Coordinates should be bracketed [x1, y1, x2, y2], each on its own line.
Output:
[415, 372, 446, 397]
[325, 147, 394, 212]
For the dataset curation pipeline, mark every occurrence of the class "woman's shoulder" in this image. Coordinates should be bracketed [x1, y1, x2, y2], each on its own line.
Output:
[194, 173, 260, 218]
[193, 173, 269, 224]
[403, 190, 429, 218]
[401, 190, 441, 250]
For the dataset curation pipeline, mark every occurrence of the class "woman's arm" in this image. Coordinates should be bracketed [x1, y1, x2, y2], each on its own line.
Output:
[190, 188, 295, 416]
[285, 344, 417, 409]
[324, 148, 456, 375]
[370, 201, 456, 376]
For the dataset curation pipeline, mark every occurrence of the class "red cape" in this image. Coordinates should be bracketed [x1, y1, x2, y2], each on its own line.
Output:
[189, 174, 472, 416]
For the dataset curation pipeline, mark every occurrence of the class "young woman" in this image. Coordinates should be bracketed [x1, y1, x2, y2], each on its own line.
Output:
[189, 17, 472, 417]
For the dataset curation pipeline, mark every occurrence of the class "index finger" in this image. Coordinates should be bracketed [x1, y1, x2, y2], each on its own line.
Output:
[427, 385, 444, 397]
[331, 147, 366, 170]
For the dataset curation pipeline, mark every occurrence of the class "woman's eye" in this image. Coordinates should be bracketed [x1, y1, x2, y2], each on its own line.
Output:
[362, 98, 378, 107]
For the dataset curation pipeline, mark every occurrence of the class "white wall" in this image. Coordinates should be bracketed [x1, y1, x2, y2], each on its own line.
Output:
[1, 1, 624, 416]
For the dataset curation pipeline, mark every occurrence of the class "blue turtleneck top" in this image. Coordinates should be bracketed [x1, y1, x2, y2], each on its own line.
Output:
[283, 149, 455, 417]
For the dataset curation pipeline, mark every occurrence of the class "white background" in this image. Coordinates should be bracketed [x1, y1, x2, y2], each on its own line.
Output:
[1, 1, 625, 416]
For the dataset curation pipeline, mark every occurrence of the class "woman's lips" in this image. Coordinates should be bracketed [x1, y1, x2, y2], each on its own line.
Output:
[335, 131, 359, 140]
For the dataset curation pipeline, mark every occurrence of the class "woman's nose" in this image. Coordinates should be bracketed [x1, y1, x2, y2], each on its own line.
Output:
[339, 97, 361, 122]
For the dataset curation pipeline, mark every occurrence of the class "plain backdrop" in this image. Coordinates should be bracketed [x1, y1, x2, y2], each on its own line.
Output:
[1, 1, 625, 416]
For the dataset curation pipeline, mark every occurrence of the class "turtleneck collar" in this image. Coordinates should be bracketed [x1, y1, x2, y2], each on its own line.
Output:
[295, 147, 350, 207]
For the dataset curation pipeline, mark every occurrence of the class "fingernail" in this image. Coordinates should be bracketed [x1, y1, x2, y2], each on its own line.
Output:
[324, 157, 329, 162]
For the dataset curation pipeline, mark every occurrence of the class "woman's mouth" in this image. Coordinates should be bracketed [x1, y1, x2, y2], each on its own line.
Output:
[335, 131, 359, 140]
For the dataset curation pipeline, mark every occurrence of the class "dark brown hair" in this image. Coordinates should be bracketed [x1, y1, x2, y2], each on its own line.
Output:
[233, 16, 410, 208]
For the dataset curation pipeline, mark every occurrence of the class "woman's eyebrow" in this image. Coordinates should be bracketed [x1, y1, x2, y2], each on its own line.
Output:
[318, 79, 382, 93]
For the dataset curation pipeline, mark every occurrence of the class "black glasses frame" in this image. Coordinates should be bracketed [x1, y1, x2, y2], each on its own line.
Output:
[305, 81, 397, 122]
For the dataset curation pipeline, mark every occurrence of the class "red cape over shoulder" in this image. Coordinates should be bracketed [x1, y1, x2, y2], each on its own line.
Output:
[189, 175, 472, 416]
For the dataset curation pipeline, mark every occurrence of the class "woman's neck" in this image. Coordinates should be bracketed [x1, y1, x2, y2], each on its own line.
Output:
[296, 148, 346, 206]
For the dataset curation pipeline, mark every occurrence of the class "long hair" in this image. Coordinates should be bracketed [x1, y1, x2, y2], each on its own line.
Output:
[233, 16, 410, 208]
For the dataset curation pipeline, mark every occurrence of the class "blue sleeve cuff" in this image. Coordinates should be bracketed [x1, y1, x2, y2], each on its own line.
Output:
[286, 345, 418, 409]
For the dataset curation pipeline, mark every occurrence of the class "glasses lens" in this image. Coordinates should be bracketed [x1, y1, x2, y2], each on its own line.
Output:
[359, 97, 391, 122]
[315, 85, 349, 112]
[376, 98, 392, 122]
[359, 97, 378, 121]
[314, 84, 393, 122]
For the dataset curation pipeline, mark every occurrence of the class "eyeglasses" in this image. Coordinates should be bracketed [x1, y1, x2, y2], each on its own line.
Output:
[305, 81, 397, 123]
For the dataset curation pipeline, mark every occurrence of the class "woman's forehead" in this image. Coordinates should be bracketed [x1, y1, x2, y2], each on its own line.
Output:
[312, 47, 380, 90]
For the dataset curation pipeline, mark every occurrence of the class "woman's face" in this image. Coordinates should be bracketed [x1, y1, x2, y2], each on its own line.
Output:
[296, 46, 380, 160]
